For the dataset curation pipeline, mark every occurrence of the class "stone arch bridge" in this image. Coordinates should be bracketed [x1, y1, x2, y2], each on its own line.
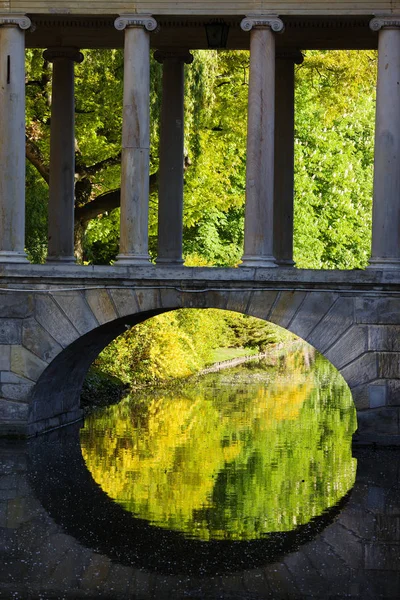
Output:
[0, 264, 399, 445]
[1, 6, 400, 447]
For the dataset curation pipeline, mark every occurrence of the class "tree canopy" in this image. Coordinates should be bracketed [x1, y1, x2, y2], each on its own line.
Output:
[95, 309, 294, 385]
[24, 48, 377, 269]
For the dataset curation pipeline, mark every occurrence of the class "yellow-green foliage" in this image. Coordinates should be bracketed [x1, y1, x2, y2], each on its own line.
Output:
[97, 312, 200, 385]
[96, 309, 229, 385]
[95, 309, 292, 386]
[81, 350, 357, 541]
[25, 48, 376, 270]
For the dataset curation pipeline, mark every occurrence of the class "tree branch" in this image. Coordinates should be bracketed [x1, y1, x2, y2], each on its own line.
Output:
[26, 80, 46, 87]
[25, 137, 50, 184]
[76, 153, 122, 178]
[74, 171, 159, 225]
[75, 188, 121, 224]
[75, 108, 96, 115]
[149, 171, 158, 194]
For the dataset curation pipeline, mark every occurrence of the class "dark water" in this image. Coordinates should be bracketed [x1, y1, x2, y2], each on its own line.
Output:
[0, 350, 399, 598]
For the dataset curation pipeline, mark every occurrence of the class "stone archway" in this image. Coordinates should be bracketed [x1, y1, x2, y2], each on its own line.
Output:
[21, 285, 370, 438]
[0, 275, 398, 443]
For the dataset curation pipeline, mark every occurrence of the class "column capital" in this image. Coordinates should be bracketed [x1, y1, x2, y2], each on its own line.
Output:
[241, 15, 284, 34]
[43, 47, 84, 63]
[370, 17, 400, 31]
[114, 14, 157, 32]
[154, 50, 193, 65]
[276, 50, 304, 64]
[0, 14, 31, 30]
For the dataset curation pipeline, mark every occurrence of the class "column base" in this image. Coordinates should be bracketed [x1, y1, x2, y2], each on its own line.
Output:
[276, 259, 295, 268]
[156, 258, 184, 266]
[0, 251, 29, 263]
[368, 257, 400, 269]
[240, 254, 277, 268]
[115, 253, 151, 266]
[46, 256, 76, 265]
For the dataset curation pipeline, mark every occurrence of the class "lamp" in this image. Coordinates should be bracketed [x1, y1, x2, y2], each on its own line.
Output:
[205, 20, 229, 49]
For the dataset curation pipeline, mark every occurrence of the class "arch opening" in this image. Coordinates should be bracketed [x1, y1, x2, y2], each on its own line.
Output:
[28, 305, 358, 437]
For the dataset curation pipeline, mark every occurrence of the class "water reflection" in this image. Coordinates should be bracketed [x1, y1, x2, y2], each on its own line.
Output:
[25, 424, 350, 577]
[0, 347, 399, 596]
[81, 349, 357, 542]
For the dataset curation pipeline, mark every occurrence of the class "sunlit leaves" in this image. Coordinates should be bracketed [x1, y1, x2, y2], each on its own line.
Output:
[293, 51, 376, 269]
[95, 310, 290, 385]
[96, 309, 227, 385]
[25, 48, 377, 269]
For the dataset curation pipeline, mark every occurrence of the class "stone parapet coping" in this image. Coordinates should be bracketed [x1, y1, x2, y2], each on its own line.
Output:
[0, 265, 400, 290]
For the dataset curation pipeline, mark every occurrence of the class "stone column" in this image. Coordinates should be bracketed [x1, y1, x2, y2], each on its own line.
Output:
[369, 18, 400, 269]
[44, 48, 83, 264]
[274, 51, 303, 267]
[114, 14, 157, 265]
[0, 15, 31, 263]
[154, 50, 193, 266]
[240, 16, 284, 268]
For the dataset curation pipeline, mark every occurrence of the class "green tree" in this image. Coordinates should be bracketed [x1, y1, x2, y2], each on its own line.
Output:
[25, 48, 160, 262]
[294, 50, 376, 268]
[222, 312, 294, 351]
[25, 48, 377, 270]
[95, 309, 230, 385]
[24, 49, 223, 263]
[95, 309, 295, 385]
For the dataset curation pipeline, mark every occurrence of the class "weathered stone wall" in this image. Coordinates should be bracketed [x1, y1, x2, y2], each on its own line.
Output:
[1, 436, 399, 598]
[0, 266, 399, 444]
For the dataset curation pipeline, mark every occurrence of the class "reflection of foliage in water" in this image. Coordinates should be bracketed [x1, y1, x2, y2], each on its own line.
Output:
[81, 349, 357, 541]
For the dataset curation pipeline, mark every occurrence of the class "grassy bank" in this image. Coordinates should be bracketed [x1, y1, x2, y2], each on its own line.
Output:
[210, 347, 259, 363]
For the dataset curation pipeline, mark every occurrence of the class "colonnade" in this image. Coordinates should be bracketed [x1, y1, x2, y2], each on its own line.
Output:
[0, 13, 399, 268]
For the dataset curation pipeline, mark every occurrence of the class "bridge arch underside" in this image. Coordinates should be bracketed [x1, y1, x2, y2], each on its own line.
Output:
[1, 284, 399, 445]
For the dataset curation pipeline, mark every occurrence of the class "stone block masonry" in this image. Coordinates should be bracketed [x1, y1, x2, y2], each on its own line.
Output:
[0, 265, 399, 444]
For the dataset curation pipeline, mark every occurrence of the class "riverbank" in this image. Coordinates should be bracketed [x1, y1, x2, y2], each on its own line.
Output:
[81, 340, 307, 413]
[199, 340, 306, 375]
[80, 367, 128, 413]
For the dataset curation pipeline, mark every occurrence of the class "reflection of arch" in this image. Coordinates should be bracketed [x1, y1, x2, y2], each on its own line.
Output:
[28, 424, 351, 576]
[26, 287, 368, 436]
